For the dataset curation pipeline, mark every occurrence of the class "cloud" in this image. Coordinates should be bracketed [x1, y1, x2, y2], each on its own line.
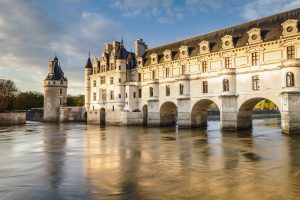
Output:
[0, 0, 122, 95]
[240, 0, 300, 20]
[109, 0, 183, 24]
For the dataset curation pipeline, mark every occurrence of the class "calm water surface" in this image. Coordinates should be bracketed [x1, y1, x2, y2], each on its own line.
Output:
[0, 118, 300, 200]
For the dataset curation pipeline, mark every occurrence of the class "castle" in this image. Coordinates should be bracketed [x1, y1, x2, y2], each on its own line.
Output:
[84, 8, 300, 134]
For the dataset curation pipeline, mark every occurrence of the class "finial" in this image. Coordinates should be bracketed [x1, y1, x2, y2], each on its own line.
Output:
[88, 50, 90, 58]
[121, 36, 124, 45]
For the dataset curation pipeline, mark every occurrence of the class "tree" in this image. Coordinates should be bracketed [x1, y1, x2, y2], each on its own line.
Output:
[67, 95, 84, 106]
[12, 91, 44, 110]
[0, 79, 18, 111]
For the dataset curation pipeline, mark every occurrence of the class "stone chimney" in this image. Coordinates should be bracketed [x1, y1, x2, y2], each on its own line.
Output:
[135, 39, 148, 57]
[104, 43, 113, 54]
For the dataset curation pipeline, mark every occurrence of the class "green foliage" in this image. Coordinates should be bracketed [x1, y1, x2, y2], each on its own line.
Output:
[12, 91, 43, 110]
[254, 100, 278, 110]
[0, 79, 18, 111]
[67, 95, 84, 107]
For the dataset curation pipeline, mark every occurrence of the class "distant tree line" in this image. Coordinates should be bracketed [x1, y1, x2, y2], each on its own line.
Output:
[0, 79, 84, 111]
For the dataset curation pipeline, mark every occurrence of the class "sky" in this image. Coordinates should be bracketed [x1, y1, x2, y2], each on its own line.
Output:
[0, 0, 300, 95]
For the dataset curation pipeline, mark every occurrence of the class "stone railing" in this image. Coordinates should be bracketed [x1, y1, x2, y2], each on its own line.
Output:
[282, 58, 300, 68]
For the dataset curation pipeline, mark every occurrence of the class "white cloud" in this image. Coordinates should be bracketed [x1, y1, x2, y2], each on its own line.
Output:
[240, 0, 300, 20]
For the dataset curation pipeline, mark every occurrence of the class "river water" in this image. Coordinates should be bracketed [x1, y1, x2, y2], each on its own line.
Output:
[0, 118, 300, 200]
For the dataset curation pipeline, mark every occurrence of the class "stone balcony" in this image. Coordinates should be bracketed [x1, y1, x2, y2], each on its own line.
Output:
[176, 74, 190, 81]
[146, 79, 159, 85]
[148, 96, 159, 101]
[177, 93, 190, 100]
[218, 67, 236, 75]
[282, 59, 300, 68]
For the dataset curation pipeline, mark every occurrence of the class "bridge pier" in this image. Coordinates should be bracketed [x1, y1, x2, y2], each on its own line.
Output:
[281, 92, 300, 134]
[220, 95, 238, 131]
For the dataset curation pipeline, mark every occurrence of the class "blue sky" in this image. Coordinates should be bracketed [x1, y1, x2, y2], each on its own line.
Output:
[0, 0, 300, 94]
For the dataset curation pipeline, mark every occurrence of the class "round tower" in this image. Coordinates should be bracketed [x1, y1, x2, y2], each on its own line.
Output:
[43, 56, 68, 122]
[84, 53, 93, 110]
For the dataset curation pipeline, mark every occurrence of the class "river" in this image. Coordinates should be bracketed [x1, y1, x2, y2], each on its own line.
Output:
[0, 117, 300, 200]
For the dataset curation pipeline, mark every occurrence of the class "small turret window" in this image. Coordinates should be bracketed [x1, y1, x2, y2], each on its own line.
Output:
[179, 84, 184, 95]
[60, 79, 63, 84]
[60, 89, 62, 95]
[223, 79, 229, 91]
[286, 72, 295, 87]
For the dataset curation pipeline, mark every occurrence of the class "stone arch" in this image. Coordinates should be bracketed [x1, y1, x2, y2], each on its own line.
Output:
[237, 97, 281, 130]
[100, 108, 106, 124]
[191, 99, 219, 128]
[142, 105, 148, 126]
[160, 101, 177, 127]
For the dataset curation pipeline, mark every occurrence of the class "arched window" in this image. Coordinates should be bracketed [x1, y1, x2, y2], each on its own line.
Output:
[223, 79, 229, 91]
[286, 72, 295, 87]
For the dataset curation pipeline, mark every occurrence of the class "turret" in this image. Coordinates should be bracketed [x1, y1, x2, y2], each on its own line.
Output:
[84, 52, 93, 110]
[43, 56, 68, 122]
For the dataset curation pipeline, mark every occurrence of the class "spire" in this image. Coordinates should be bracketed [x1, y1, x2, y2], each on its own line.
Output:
[121, 36, 124, 46]
[85, 51, 93, 69]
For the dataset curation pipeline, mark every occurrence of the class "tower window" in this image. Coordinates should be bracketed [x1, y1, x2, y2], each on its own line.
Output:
[119, 78, 121, 83]
[100, 76, 105, 84]
[251, 52, 259, 66]
[110, 77, 114, 84]
[181, 65, 186, 75]
[110, 91, 114, 100]
[59, 89, 62, 95]
[202, 61, 207, 72]
[133, 92, 136, 98]
[252, 75, 260, 90]
[119, 65, 121, 70]
[166, 85, 170, 96]
[126, 92, 128, 98]
[286, 72, 295, 87]
[287, 46, 295, 59]
[203, 81, 208, 93]
[223, 79, 229, 91]
[59, 98, 62, 105]
[118, 94, 121, 98]
[138, 73, 142, 82]
[60, 79, 63, 84]
[93, 80, 96, 87]
[225, 57, 231, 68]
[138, 89, 142, 98]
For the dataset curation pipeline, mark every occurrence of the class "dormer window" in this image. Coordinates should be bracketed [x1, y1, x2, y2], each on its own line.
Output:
[247, 28, 262, 44]
[137, 57, 143, 66]
[282, 19, 298, 37]
[150, 53, 158, 64]
[221, 35, 234, 50]
[163, 50, 172, 61]
[179, 46, 189, 58]
[199, 41, 210, 54]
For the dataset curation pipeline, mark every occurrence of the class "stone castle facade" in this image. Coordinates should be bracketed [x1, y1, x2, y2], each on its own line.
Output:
[85, 8, 300, 134]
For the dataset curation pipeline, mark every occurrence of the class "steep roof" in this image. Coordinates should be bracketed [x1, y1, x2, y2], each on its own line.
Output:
[45, 57, 67, 81]
[142, 8, 300, 66]
[85, 56, 93, 69]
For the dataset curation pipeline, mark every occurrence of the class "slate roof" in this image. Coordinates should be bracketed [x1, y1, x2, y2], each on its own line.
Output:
[45, 57, 67, 81]
[142, 8, 300, 66]
[85, 56, 93, 69]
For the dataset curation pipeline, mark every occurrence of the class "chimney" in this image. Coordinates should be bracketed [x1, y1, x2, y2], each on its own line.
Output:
[135, 39, 148, 57]
[104, 43, 113, 54]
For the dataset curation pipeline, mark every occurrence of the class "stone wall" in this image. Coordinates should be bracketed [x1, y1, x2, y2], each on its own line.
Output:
[26, 108, 44, 121]
[58, 107, 86, 122]
[0, 112, 26, 126]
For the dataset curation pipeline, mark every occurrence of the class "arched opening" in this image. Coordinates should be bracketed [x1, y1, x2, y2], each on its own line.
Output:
[237, 98, 280, 130]
[191, 99, 219, 128]
[100, 108, 105, 125]
[160, 102, 177, 127]
[142, 105, 148, 126]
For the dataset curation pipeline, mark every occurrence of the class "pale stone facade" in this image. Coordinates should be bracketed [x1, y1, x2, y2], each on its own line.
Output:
[85, 8, 300, 134]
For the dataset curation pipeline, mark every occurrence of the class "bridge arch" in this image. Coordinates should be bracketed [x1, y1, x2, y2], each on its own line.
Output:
[191, 99, 219, 128]
[100, 108, 106, 124]
[142, 104, 148, 126]
[237, 97, 281, 130]
[160, 101, 177, 127]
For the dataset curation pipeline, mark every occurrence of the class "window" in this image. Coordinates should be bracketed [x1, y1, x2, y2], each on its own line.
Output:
[223, 79, 229, 91]
[286, 72, 295, 87]
[110, 77, 114, 84]
[119, 65, 121, 70]
[93, 80, 96, 87]
[118, 94, 121, 98]
[133, 92, 136, 98]
[126, 92, 128, 98]
[251, 52, 259, 66]
[166, 68, 170, 78]
[59, 98, 62, 105]
[119, 78, 121, 83]
[182, 65, 186, 74]
[100, 76, 105, 84]
[110, 91, 114, 100]
[225, 57, 231, 68]
[60, 79, 63, 84]
[110, 63, 115, 70]
[138, 73, 142, 82]
[287, 46, 295, 59]
[252, 75, 260, 90]
[149, 87, 153, 97]
[203, 81, 208, 93]
[179, 84, 184, 95]
[93, 93, 96, 101]
[59, 89, 62, 95]
[138, 88, 142, 98]
[152, 70, 156, 79]
[202, 61, 207, 72]
[101, 89, 106, 101]
[166, 85, 170, 96]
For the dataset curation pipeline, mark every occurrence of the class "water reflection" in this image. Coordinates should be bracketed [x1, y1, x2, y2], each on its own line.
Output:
[1, 118, 300, 200]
